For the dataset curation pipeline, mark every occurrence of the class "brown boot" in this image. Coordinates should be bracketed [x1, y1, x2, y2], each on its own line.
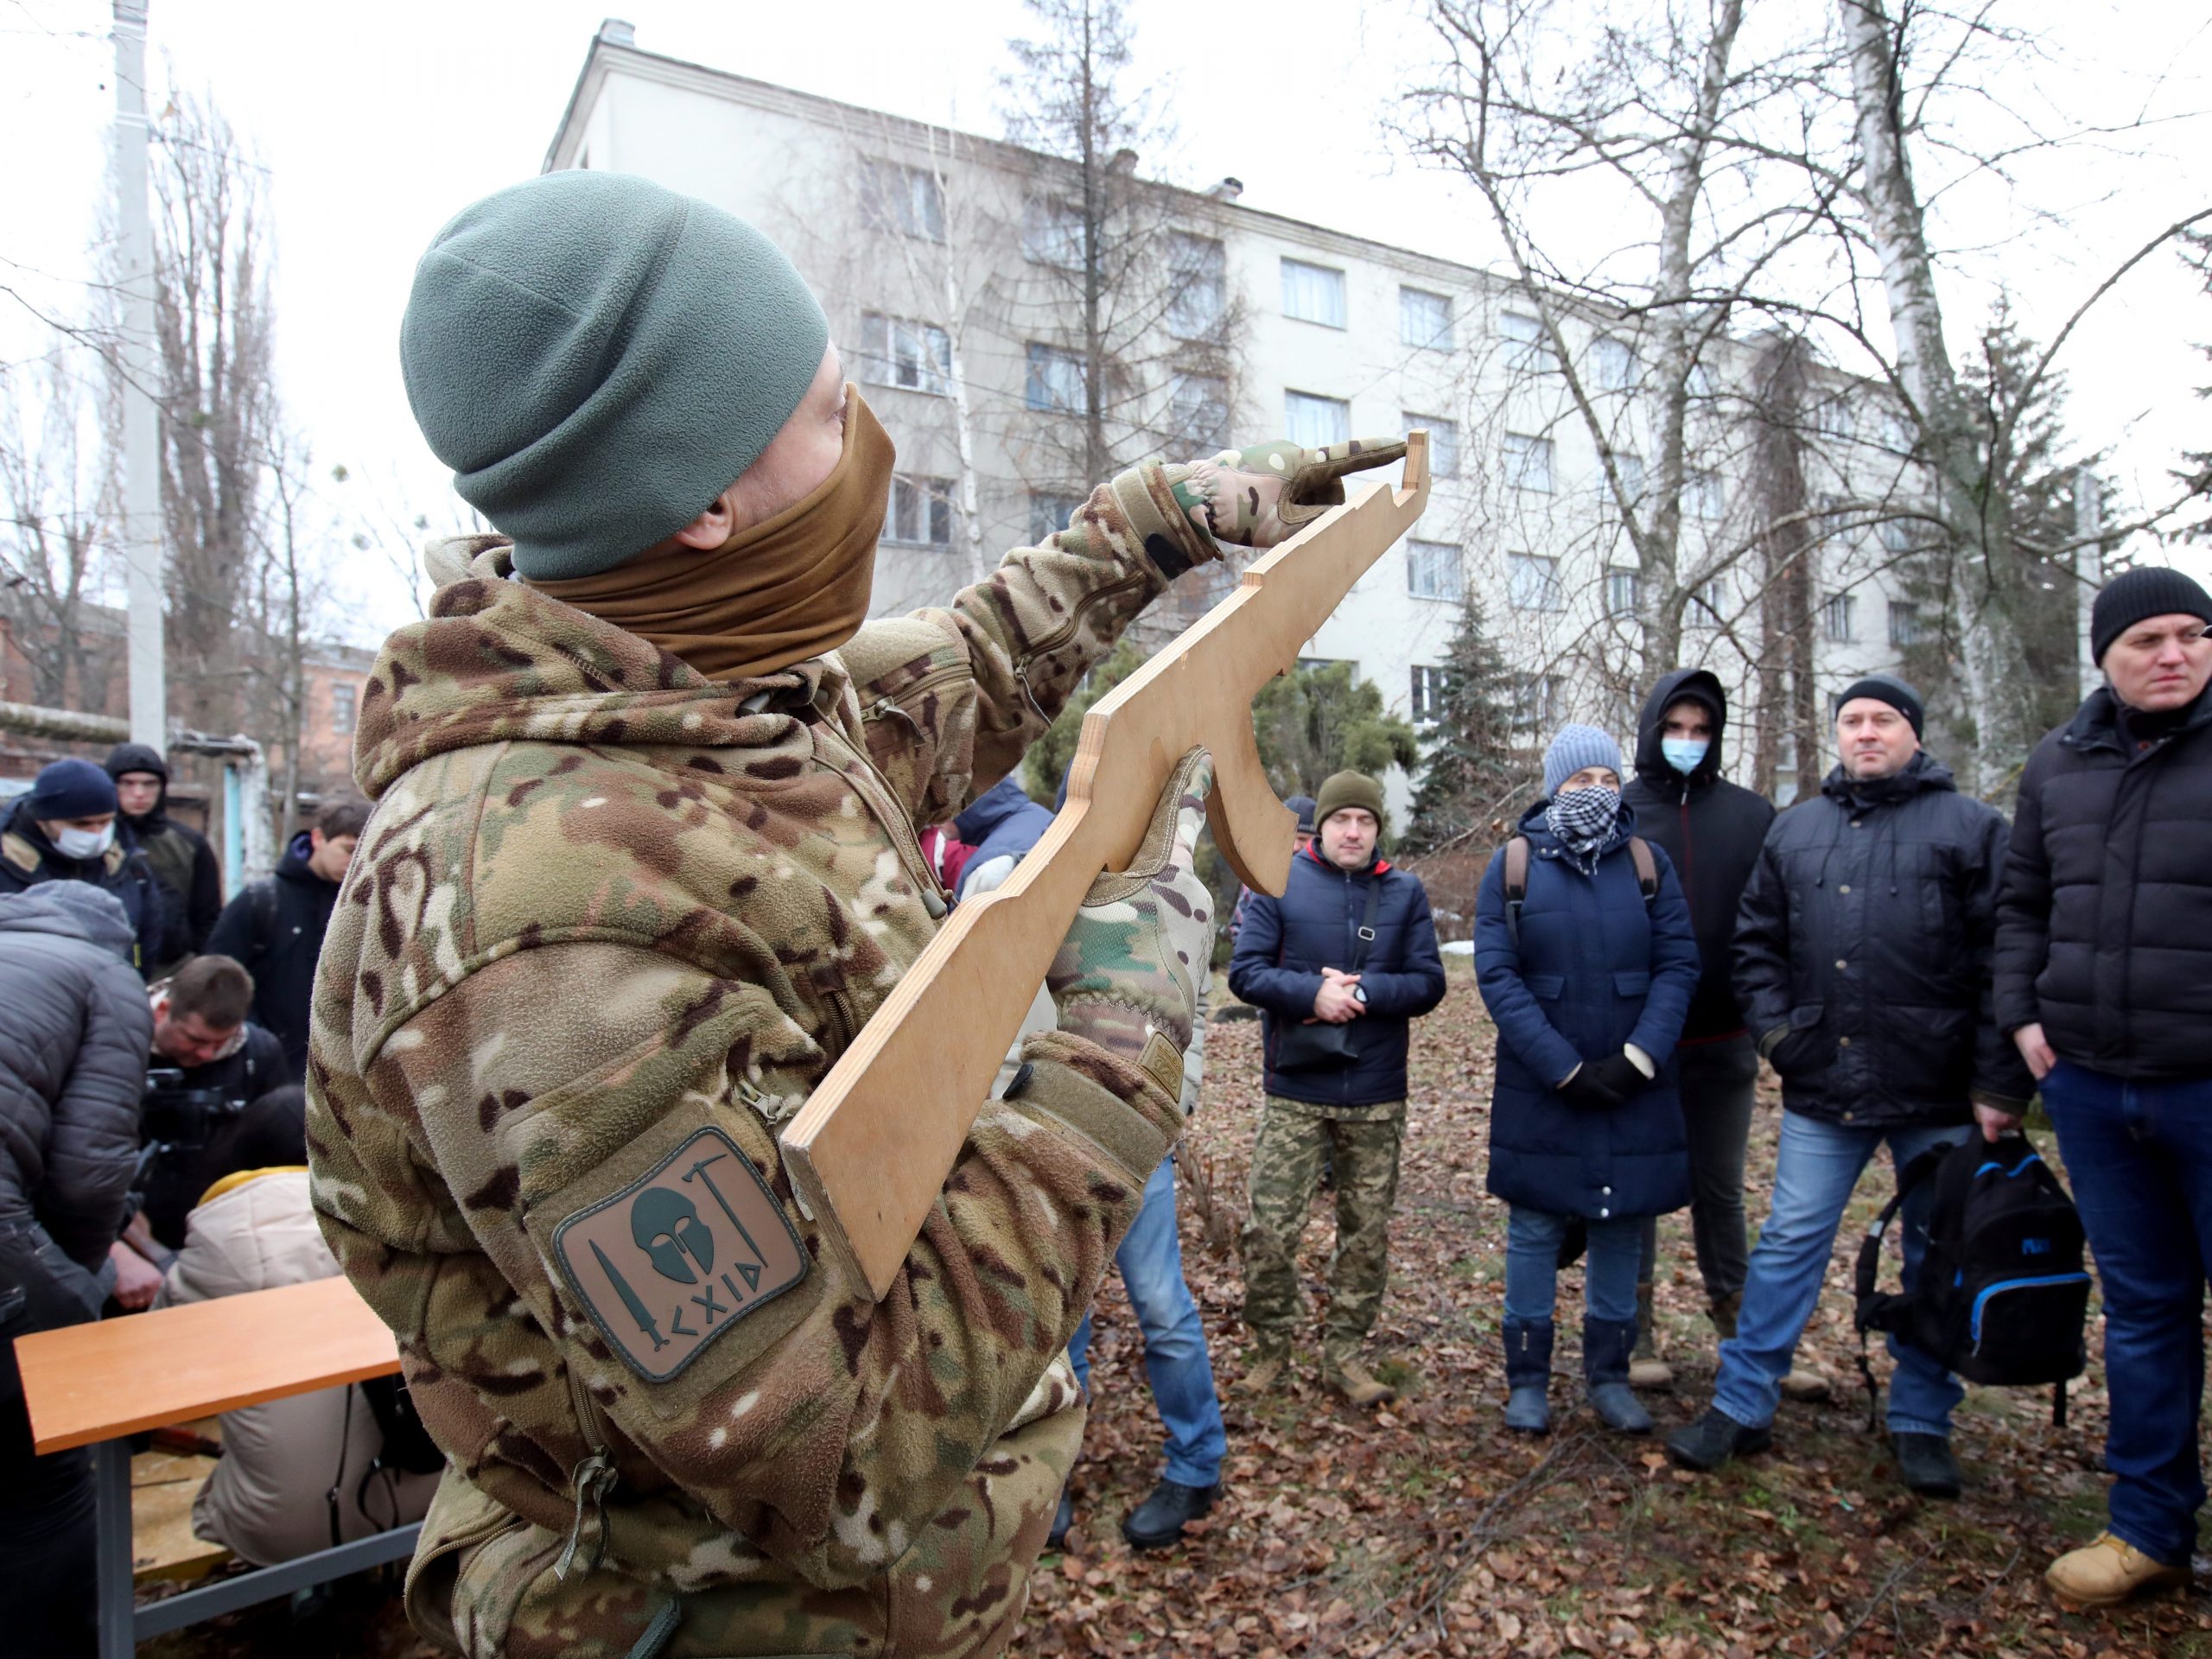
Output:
[1707, 1292, 1742, 1342]
[1630, 1282, 1673, 1390]
[1778, 1366, 1834, 1403]
[1324, 1356, 1397, 1408]
[1236, 1352, 1289, 1396]
[2046, 1532, 2190, 1608]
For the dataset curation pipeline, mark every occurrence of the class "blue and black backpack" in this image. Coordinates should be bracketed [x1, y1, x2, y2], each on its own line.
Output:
[1852, 1131, 2090, 1427]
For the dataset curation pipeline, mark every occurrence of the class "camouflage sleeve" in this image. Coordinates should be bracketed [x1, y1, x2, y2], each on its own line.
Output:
[842, 463, 1218, 825]
[318, 939, 1180, 1589]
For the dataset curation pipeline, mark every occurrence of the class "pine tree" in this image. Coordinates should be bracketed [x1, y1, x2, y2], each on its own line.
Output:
[1249, 660, 1419, 803]
[1405, 598, 1520, 852]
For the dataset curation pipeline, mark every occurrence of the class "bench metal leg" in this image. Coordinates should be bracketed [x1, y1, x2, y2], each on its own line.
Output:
[94, 1439, 135, 1659]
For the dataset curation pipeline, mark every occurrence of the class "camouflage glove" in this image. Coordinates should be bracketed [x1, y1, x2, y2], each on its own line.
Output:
[1165, 437, 1408, 550]
[1045, 747, 1216, 1102]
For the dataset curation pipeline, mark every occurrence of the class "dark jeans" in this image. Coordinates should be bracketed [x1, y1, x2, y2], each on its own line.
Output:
[1638, 1033, 1757, 1304]
[0, 1224, 104, 1656]
[2041, 1060, 2212, 1567]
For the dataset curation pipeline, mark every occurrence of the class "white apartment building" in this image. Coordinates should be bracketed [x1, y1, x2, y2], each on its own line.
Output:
[545, 22, 1918, 812]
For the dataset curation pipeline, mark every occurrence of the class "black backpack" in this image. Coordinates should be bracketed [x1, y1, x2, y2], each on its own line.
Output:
[1852, 1131, 2090, 1428]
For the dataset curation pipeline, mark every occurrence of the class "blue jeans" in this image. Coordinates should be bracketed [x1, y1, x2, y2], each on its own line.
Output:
[1714, 1112, 1967, 1436]
[2042, 1060, 2212, 1567]
[1504, 1207, 1642, 1325]
[1068, 1156, 1226, 1488]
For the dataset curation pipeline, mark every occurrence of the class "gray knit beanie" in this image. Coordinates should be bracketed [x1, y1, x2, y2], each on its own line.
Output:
[399, 171, 830, 581]
[1542, 724, 1623, 797]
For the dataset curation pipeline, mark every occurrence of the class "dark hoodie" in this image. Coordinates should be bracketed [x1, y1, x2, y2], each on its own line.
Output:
[104, 741, 224, 970]
[0, 793, 165, 979]
[1619, 670, 1776, 1043]
[204, 830, 336, 1081]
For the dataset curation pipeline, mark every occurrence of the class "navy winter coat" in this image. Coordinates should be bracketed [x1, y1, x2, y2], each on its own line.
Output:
[1229, 843, 1446, 1109]
[952, 775, 1053, 899]
[207, 830, 341, 1082]
[1476, 803, 1702, 1220]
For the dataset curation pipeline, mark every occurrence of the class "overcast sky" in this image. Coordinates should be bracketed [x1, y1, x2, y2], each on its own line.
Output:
[3, 0, 2207, 640]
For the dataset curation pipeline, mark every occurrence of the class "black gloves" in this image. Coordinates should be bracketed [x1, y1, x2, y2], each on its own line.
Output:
[1559, 1067, 1621, 1109]
[1589, 1052, 1648, 1101]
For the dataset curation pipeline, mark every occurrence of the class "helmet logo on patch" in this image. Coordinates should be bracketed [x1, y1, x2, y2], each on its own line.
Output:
[632, 1186, 715, 1284]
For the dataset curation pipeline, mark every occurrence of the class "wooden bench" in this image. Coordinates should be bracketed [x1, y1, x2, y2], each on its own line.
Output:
[16, 1274, 419, 1657]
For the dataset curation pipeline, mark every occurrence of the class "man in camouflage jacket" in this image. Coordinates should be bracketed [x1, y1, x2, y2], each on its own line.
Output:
[309, 171, 1384, 1657]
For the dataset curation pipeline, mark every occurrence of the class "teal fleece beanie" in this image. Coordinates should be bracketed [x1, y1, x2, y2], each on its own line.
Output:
[399, 171, 830, 580]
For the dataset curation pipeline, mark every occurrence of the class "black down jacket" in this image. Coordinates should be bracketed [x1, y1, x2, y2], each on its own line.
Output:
[1621, 668, 1777, 1043]
[1993, 683, 2212, 1080]
[206, 830, 340, 1082]
[1230, 842, 1447, 1109]
[1732, 751, 2034, 1128]
[0, 883, 156, 1268]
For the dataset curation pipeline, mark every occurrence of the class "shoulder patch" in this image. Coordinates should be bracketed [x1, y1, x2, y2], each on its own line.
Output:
[551, 1125, 809, 1382]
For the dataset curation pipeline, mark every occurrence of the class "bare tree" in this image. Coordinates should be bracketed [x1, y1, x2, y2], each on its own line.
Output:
[0, 349, 118, 710]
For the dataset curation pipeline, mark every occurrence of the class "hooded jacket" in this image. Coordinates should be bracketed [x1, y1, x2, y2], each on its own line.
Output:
[308, 461, 1211, 1655]
[1993, 681, 2212, 1079]
[105, 741, 224, 970]
[1619, 670, 1776, 1045]
[1732, 751, 2034, 1128]
[0, 794, 164, 978]
[0, 884, 156, 1267]
[206, 830, 340, 1081]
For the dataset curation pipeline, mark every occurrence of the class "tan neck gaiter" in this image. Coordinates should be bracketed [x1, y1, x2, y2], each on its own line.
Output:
[531, 389, 896, 683]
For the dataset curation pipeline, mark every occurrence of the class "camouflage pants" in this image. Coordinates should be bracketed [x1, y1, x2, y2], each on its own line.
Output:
[1240, 1098, 1405, 1370]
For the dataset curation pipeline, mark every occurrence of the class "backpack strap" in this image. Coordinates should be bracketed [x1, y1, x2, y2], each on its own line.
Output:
[1626, 836, 1657, 904]
[1850, 1144, 1953, 1430]
[1503, 837, 1529, 951]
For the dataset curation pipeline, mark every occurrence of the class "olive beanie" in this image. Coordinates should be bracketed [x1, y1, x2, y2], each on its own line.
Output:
[1314, 771, 1385, 829]
[399, 171, 830, 581]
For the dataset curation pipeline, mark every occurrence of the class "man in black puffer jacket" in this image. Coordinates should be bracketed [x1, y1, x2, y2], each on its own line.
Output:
[105, 742, 224, 976]
[1668, 674, 2032, 1498]
[0, 882, 156, 1655]
[1620, 668, 1775, 1385]
[1994, 568, 2212, 1610]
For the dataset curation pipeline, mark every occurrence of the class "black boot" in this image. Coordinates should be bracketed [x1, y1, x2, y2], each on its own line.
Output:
[1665, 1407, 1771, 1472]
[1890, 1433, 1962, 1499]
[1122, 1478, 1219, 1550]
[1046, 1484, 1074, 1550]
[1502, 1317, 1554, 1434]
[1583, 1316, 1653, 1433]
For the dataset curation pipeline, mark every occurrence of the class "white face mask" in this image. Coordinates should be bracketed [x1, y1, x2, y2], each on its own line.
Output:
[54, 823, 115, 861]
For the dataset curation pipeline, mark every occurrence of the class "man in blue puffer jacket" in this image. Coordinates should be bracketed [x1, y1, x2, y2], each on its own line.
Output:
[1230, 770, 1446, 1406]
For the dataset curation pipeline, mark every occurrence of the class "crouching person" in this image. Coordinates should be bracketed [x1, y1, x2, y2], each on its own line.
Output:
[1475, 727, 1700, 1435]
[156, 1089, 439, 1565]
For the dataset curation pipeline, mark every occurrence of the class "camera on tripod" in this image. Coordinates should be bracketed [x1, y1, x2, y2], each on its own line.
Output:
[141, 1067, 246, 1153]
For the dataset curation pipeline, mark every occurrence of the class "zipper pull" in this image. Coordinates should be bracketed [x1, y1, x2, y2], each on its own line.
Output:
[555, 1452, 616, 1580]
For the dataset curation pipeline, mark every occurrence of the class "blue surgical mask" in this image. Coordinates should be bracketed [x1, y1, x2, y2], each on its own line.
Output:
[1662, 737, 1709, 776]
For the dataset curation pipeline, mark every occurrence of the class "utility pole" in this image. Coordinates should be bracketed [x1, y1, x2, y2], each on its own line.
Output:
[114, 0, 164, 747]
[2074, 464, 2102, 700]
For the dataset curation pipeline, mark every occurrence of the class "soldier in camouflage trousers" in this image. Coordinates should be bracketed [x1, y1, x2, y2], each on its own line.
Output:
[308, 170, 1402, 1659]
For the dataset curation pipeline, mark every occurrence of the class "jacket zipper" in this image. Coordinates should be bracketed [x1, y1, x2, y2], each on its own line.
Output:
[556, 1362, 619, 1580]
[812, 719, 949, 918]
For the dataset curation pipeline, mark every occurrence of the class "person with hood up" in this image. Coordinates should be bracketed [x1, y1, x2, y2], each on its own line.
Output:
[1668, 673, 2034, 1498]
[1617, 671, 1776, 1391]
[205, 797, 366, 1081]
[1474, 726, 1700, 1436]
[0, 882, 156, 1655]
[104, 742, 223, 975]
[0, 758, 164, 976]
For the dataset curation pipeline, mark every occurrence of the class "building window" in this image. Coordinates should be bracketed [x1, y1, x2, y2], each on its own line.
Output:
[1028, 491, 1084, 544]
[888, 475, 954, 546]
[1594, 335, 1638, 391]
[1811, 395, 1857, 442]
[1823, 592, 1858, 643]
[1880, 514, 1917, 555]
[862, 160, 944, 241]
[1406, 538, 1464, 601]
[329, 681, 356, 735]
[858, 312, 951, 396]
[1503, 432, 1554, 493]
[1689, 573, 1728, 626]
[1500, 310, 1558, 374]
[1402, 413, 1458, 478]
[1281, 258, 1347, 327]
[1888, 600, 1923, 647]
[1285, 390, 1350, 448]
[1166, 233, 1225, 337]
[1686, 359, 1715, 400]
[1168, 372, 1230, 451]
[1401, 286, 1452, 350]
[1607, 454, 1646, 511]
[1688, 468, 1724, 521]
[1297, 656, 1355, 679]
[1021, 196, 1084, 267]
[1410, 664, 1451, 724]
[1026, 342, 1086, 412]
[1509, 551, 1563, 612]
[1513, 674, 1561, 733]
[1605, 565, 1642, 616]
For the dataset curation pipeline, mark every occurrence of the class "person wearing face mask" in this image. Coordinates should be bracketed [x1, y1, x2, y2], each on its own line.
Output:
[308, 170, 1398, 1658]
[1474, 727, 1700, 1437]
[1992, 568, 2212, 1608]
[0, 758, 164, 978]
[1617, 671, 1776, 1392]
[1668, 673, 2033, 1498]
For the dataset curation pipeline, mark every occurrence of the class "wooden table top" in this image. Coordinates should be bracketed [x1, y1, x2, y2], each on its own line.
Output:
[16, 1274, 401, 1454]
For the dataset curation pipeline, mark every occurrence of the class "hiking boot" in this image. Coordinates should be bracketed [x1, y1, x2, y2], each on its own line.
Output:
[1324, 1356, 1397, 1408]
[1778, 1366, 1834, 1403]
[1122, 1478, 1219, 1550]
[1236, 1352, 1288, 1396]
[1665, 1408, 1771, 1473]
[1046, 1484, 1074, 1550]
[2045, 1532, 2190, 1609]
[1707, 1291, 1742, 1342]
[1502, 1318, 1553, 1435]
[1585, 1316, 1654, 1434]
[1629, 1283, 1673, 1390]
[1890, 1433, 1961, 1499]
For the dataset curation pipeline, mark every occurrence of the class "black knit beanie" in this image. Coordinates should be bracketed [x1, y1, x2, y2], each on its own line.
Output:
[2090, 566, 2212, 664]
[1834, 672, 1924, 738]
